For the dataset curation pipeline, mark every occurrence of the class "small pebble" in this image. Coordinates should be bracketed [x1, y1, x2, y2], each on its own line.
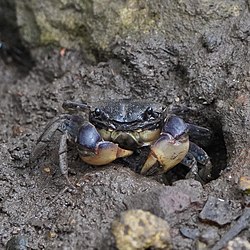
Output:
[180, 227, 200, 240]
[199, 228, 219, 245]
[48, 231, 57, 238]
[43, 167, 51, 174]
[199, 196, 240, 226]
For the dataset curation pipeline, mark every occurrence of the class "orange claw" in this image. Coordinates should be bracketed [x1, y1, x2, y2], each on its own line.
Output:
[141, 133, 189, 175]
[80, 141, 133, 166]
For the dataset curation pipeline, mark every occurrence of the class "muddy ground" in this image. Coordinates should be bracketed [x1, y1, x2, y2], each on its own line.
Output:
[1, 1, 250, 250]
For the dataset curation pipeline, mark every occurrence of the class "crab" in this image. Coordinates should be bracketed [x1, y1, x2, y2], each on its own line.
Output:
[30, 99, 212, 185]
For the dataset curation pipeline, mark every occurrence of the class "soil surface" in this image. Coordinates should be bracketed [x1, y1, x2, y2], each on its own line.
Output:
[1, 1, 250, 250]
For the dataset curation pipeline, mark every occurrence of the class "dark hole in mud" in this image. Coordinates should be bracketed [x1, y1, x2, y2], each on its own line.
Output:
[204, 119, 227, 179]
[191, 113, 228, 181]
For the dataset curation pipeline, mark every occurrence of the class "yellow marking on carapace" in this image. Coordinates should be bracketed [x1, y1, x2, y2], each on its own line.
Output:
[98, 128, 161, 147]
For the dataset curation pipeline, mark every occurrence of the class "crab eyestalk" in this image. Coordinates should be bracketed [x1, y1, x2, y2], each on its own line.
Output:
[62, 100, 91, 112]
[141, 116, 189, 175]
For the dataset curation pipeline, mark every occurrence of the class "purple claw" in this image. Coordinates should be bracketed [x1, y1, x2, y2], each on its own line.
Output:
[162, 115, 188, 139]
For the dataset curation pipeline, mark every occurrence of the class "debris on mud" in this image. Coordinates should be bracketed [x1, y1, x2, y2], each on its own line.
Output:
[124, 179, 204, 219]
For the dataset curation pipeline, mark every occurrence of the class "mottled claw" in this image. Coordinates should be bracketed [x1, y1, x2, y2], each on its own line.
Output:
[141, 116, 189, 175]
[77, 123, 133, 165]
[140, 116, 212, 182]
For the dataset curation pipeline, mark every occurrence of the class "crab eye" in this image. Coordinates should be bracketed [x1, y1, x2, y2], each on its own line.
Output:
[144, 107, 155, 120]
[146, 107, 153, 115]
[95, 108, 101, 116]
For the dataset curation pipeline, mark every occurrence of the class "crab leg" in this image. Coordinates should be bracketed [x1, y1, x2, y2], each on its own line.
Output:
[181, 152, 199, 178]
[188, 142, 212, 181]
[176, 142, 212, 182]
[58, 131, 72, 185]
[186, 123, 212, 140]
[141, 116, 189, 175]
[77, 123, 133, 165]
[62, 100, 90, 112]
[188, 142, 210, 165]
[29, 115, 71, 163]
[30, 115, 83, 163]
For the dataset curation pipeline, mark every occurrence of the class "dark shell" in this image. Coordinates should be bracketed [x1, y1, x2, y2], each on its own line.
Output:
[89, 99, 166, 130]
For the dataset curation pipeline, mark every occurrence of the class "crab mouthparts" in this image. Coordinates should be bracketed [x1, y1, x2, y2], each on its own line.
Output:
[113, 132, 139, 149]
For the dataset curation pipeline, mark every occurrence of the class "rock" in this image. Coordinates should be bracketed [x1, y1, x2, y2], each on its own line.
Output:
[211, 208, 250, 250]
[124, 179, 204, 218]
[199, 196, 241, 226]
[15, 0, 158, 57]
[112, 209, 172, 250]
[14, 0, 248, 67]
[172, 179, 204, 203]
[179, 227, 200, 240]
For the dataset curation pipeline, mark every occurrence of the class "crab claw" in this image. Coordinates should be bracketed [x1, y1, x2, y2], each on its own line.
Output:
[141, 116, 189, 175]
[77, 123, 133, 165]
